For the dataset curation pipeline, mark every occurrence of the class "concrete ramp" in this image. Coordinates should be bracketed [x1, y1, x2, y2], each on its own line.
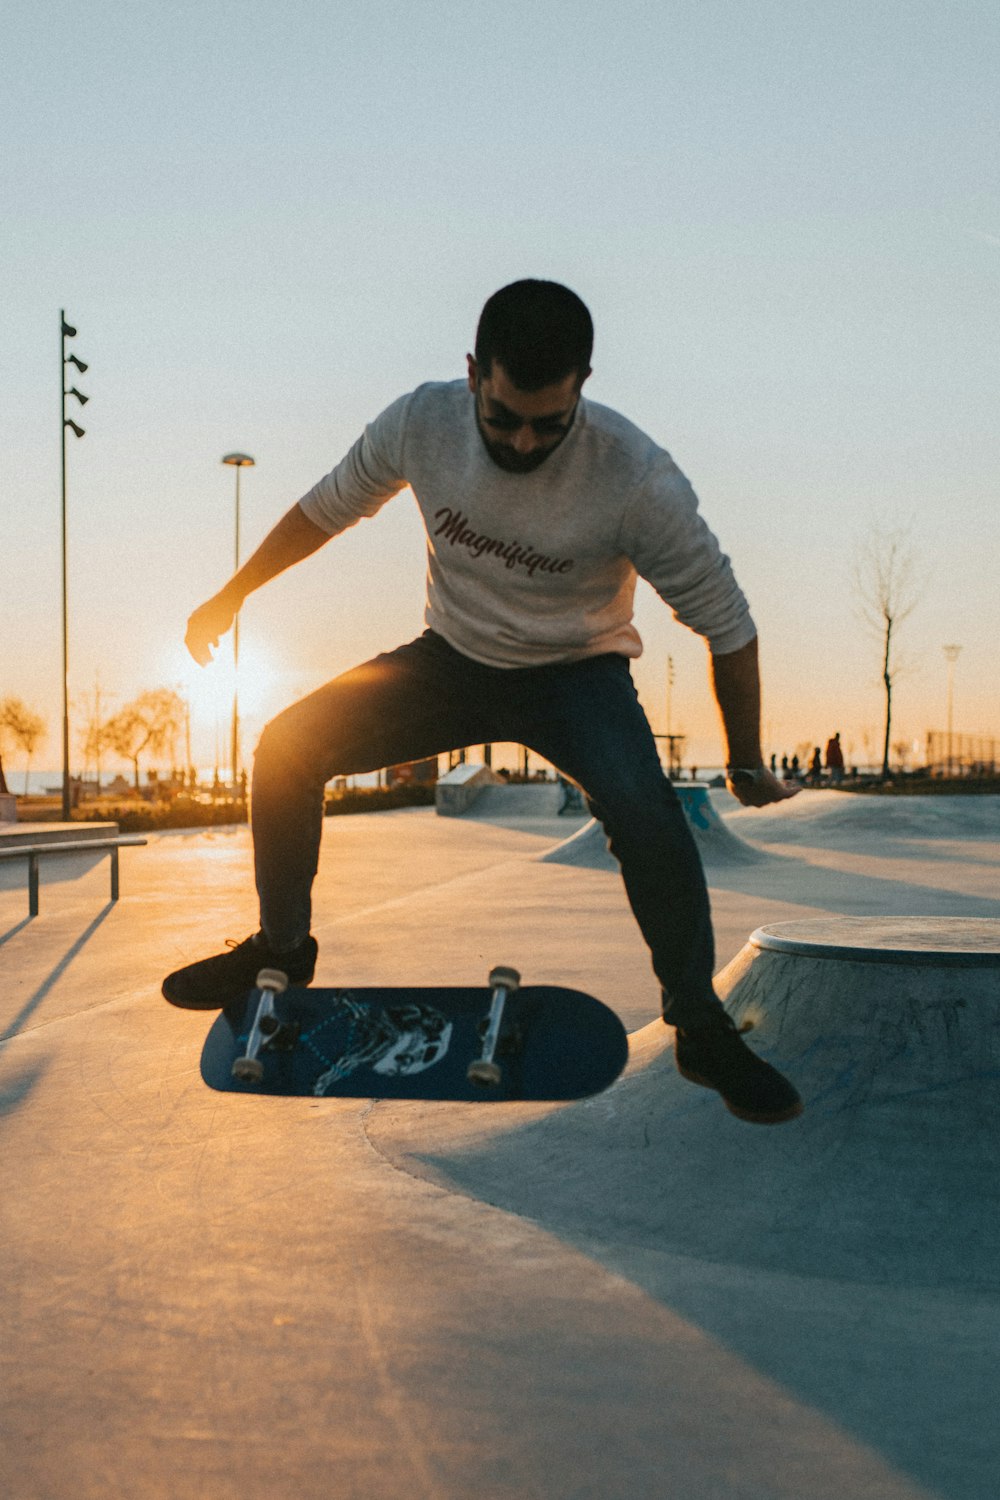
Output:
[537, 817, 616, 869]
[724, 788, 1000, 849]
[375, 916, 1000, 1291]
[540, 783, 764, 870]
[461, 781, 569, 820]
[435, 763, 578, 822]
[434, 762, 501, 815]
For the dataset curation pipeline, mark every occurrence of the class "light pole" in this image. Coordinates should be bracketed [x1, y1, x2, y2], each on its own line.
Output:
[222, 453, 254, 789]
[61, 313, 89, 820]
[942, 644, 962, 776]
[665, 655, 680, 777]
[666, 655, 674, 745]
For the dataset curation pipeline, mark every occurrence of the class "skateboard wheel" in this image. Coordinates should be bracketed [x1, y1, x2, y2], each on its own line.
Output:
[232, 1057, 265, 1083]
[255, 968, 289, 993]
[468, 1060, 503, 1087]
[488, 966, 521, 993]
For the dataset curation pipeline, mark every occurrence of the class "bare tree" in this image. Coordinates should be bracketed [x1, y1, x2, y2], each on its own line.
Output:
[0, 697, 48, 794]
[853, 527, 922, 780]
[892, 739, 912, 773]
[76, 678, 117, 789]
[104, 688, 185, 790]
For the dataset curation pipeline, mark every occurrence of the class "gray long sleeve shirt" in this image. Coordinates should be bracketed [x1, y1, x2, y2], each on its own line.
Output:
[298, 380, 756, 668]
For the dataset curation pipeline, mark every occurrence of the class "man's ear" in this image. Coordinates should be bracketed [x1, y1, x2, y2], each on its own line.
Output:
[466, 353, 477, 392]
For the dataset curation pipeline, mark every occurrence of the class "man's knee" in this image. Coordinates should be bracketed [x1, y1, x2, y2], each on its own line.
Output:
[590, 774, 686, 845]
[254, 703, 321, 785]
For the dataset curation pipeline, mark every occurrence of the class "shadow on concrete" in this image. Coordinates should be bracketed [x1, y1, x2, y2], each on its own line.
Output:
[372, 972, 1000, 1500]
[390, 1101, 993, 1500]
[0, 1057, 50, 1119]
[0, 903, 115, 1045]
[0, 849, 105, 896]
[706, 844, 1000, 921]
[0, 916, 34, 948]
[741, 831, 1000, 868]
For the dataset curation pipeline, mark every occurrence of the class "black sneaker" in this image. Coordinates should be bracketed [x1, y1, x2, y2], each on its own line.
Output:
[674, 1013, 803, 1124]
[162, 933, 318, 1010]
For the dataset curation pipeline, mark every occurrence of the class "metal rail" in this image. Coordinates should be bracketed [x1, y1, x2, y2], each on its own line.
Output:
[0, 837, 148, 915]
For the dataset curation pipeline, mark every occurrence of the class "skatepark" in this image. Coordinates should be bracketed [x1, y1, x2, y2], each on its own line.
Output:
[1, 783, 998, 1499]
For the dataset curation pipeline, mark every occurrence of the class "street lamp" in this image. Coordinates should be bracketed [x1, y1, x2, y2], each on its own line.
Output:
[942, 644, 962, 777]
[665, 655, 682, 777]
[221, 452, 254, 790]
[61, 312, 89, 820]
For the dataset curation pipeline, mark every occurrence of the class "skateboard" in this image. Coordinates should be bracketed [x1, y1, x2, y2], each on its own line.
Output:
[200, 966, 628, 1101]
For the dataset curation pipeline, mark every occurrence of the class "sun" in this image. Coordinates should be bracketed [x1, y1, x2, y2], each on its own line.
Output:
[159, 631, 288, 770]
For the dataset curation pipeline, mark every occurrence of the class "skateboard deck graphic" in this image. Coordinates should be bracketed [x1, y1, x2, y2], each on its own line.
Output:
[200, 968, 628, 1101]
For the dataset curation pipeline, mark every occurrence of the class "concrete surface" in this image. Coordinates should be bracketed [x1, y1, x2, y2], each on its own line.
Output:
[2, 791, 999, 1499]
[540, 790, 764, 871]
[446, 777, 576, 825]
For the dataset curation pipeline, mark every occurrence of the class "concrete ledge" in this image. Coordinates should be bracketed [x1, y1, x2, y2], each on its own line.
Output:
[0, 821, 120, 849]
[750, 915, 1000, 966]
[434, 763, 501, 817]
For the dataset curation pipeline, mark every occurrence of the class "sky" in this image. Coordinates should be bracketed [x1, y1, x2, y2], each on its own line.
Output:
[2, 0, 998, 780]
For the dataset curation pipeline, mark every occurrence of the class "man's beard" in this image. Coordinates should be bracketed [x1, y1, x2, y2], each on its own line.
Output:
[476, 425, 555, 473]
[473, 391, 571, 473]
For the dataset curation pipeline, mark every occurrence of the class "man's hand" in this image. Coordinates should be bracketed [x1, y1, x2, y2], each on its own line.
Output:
[710, 641, 798, 808]
[185, 591, 239, 667]
[183, 503, 331, 666]
[726, 766, 800, 808]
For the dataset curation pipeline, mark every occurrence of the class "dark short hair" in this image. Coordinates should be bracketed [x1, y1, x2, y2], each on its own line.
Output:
[475, 279, 593, 390]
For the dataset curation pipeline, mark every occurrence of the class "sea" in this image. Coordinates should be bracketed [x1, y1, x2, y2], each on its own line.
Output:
[14, 769, 382, 795]
[12, 761, 731, 796]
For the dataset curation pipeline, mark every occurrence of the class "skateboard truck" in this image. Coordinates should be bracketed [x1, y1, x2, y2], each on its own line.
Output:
[467, 965, 521, 1087]
[232, 968, 292, 1083]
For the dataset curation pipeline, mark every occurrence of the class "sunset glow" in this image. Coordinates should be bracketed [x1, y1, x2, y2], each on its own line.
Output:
[3, 5, 997, 782]
[161, 631, 286, 771]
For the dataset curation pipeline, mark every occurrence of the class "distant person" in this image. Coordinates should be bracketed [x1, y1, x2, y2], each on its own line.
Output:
[164, 279, 801, 1124]
[808, 746, 823, 784]
[557, 775, 585, 815]
[780, 753, 790, 778]
[825, 732, 845, 785]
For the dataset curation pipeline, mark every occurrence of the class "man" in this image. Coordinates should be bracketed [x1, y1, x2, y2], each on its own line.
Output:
[164, 279, 802, 1124]
[825, 732, 845, 785]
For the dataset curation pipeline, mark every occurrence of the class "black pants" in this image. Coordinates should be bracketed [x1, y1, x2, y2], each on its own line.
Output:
[251, 631, 724, 1028]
